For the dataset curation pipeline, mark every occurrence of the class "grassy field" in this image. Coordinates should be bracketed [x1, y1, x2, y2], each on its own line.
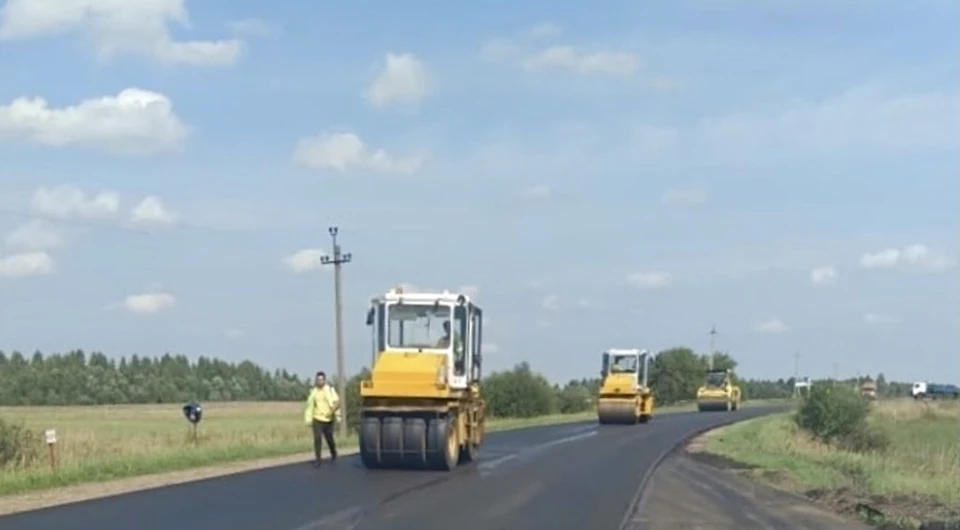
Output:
[703, 398, 960, 526]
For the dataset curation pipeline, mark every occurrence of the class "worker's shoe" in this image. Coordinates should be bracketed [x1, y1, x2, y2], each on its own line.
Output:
[312, 460, 322, 468]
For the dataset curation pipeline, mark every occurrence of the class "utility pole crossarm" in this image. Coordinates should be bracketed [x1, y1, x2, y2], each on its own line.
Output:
[320, 226, 352, 440]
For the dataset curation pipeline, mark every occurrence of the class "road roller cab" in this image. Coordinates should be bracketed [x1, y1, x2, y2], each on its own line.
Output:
[696, 368, 742, 412]
[597, 348, 655, 425]
[358, 285, 485, 470]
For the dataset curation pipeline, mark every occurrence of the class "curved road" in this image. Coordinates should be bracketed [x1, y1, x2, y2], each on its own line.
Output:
[0, 407, 780, 530]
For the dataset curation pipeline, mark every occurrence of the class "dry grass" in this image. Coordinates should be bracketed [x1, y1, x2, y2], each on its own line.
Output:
[704, 398, 960, 526]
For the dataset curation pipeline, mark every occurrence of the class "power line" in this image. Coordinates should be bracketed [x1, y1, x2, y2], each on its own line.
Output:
[320, 226, 351, 440]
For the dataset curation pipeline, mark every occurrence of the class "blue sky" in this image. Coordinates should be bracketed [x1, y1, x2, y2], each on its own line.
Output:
[0, 0, 956, 384]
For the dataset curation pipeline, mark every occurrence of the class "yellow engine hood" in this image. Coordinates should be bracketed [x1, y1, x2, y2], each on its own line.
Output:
[697, 386, 729, 398]
[600, 373, 640, 395]
[361, 350, 450, 398]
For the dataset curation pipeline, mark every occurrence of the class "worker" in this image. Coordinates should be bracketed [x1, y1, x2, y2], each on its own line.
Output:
[303, 371, 340, 467]
[437, 320, 465, 372]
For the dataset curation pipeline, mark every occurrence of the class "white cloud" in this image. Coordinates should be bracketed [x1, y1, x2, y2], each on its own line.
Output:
[660, 184, 707, 206]
[755, 318, 789, 334]
[31, 185, 120, 219]
[364, 53, 431, 109]
[521, 45, 641, 76]
[0, 251, 55, 278]
[225, 328, 245, 339]
[626, 271, 673, 289]
[5, 219, 63, 250]
[0, 89, 189, 155]
[863, 313, 902, 325]
[0, 0, 243, 66]
[459, 285, 479, 298]
[130, 196, 179, 225]
[124, 292, 176, 314]
[484, 342, 500, 354]
[519, 184, 552, 200]
[283, 248, 329, 273]
[809, 266, 838, 286]
[529, 22, 561, 38]
[541, 294, 561, 311]
[293, 132, 424, 174]
[859, 244, 951, 272]
[696, 86, 959, 161]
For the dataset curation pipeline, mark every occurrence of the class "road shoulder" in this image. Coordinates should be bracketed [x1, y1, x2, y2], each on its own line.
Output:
[629, 430, 870, 530]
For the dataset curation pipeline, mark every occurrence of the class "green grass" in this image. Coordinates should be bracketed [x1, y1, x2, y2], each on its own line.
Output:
[704, 399, 960, 526]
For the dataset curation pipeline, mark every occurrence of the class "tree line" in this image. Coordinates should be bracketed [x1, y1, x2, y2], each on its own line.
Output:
[0, 348, 912, 421]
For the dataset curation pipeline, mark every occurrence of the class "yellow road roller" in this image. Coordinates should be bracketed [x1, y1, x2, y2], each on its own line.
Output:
[597, 348, 655, 424]
[696, 368, 742, 412]
[358, 286, 485, 471]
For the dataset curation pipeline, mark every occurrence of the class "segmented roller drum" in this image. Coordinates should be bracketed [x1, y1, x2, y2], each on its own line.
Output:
[359, 414, 464, 470]
[597, 400, 640, 424]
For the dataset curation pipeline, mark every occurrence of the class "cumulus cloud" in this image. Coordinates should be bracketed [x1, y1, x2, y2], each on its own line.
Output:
[541, 294, 561, 311]
[459, 285, 479, 298]
[521, 46, 641, 76]
[0, 0, 243, 66]
[755, 318, 789, 334]
[5, 219, 63, 251]
[0, 89, 189, 155]
[809, 266, 838, 286]
[31, 185, 120, 219]
[364, 53, 432, 109]
[859, 244, 951, 272]
[626, 271, 673, 289]
[519, 184, 552, 200]
[293, 132, 424, 174]
[130, 196, 179, 226]
[0, 251, 55, 278]
[283, 248, 329, 273]
[124, 292, 176, 314]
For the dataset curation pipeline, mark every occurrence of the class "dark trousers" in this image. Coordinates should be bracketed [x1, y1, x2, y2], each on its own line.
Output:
[312, 419, 337, 462]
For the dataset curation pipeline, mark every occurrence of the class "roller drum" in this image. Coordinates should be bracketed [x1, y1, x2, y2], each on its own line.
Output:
[696, 399, 731, 412]
[597, 400, 639, 424]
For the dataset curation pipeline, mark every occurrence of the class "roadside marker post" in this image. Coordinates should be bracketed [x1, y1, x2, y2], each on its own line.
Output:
[44, 428, 57, 473]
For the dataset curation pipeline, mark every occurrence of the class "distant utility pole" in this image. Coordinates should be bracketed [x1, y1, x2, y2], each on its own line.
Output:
[320, 226, 351, 439]
[708, 325, 718, 370]
[792, 351, 801, 399]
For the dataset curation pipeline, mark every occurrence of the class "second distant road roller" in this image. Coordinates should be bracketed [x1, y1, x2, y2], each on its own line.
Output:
[597, 348, 655, 424]
[696, 368, 742, 412]
[358, 285, 486, 471]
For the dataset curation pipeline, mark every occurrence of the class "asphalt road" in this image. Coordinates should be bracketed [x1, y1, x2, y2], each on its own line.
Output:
[0, 406, 782, 530]
[631, 452, 870, 529]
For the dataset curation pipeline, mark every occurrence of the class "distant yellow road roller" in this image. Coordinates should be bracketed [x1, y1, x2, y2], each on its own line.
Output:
[696, 368, 742, 412]
[597, 348, 655, 424]
[358, 286, 486, 471]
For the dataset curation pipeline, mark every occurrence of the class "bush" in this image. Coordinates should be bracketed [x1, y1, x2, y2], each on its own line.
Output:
[0, 418, 40, 469]
[794, 381, 889, 452]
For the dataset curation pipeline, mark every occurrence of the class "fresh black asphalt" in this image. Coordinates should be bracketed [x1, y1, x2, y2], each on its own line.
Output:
[0, 407, 782, 530]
